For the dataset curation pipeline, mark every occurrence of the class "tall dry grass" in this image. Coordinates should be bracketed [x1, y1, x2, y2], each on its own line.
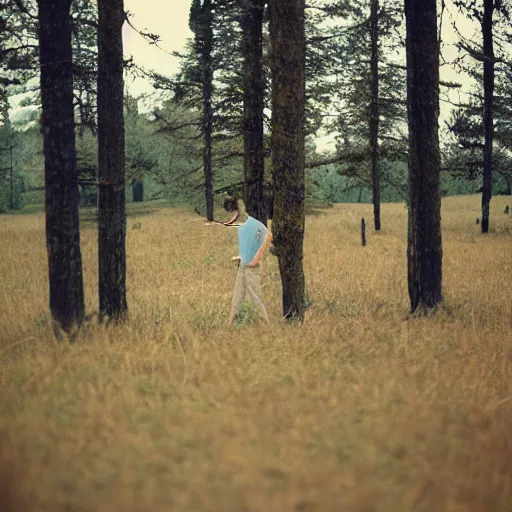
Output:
[0, 195, 511, 512]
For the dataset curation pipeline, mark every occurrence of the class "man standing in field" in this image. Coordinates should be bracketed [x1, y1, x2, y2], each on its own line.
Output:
[222, 197, 272, 325]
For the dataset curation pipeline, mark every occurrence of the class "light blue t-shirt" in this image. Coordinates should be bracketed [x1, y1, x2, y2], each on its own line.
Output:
[237, 216, 268, 266]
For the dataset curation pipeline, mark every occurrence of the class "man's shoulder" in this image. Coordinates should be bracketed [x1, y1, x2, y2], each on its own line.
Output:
[248, 216, 267, 230]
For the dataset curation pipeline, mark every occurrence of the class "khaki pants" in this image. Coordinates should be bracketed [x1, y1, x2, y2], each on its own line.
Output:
[229, 264, 269, 323]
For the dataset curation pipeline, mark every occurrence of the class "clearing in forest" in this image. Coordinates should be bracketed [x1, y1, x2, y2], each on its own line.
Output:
[0, 195, 511, 511]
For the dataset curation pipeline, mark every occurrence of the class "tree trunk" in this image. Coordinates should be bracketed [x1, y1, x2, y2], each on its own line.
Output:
[405, 0, 443, 314]
[97, 0, 127, 320]
[266, 182, 274, 220]
[0, 87, 10, 128]
[37, 0, 85, 333]
[481, 0, 494, 234]
[132, 180, 144, 202]
[370, 0, 381, 231]
[201, 0, 214, 221]
[9, 145, 14, 210]
[242, 0, 266, 225]
[270, 0, 306, 321]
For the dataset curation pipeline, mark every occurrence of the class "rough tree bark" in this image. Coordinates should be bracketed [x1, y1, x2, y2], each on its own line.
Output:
[405, 0, 443, 313]
[37, 0, 85, 333]
[370, 0, 381, 231]
[97, 0, 127, 320]
[270, 0, 306, 321]
[481, 0, 494, 234]
[241, 0, 266, 225]
[201, 0, 214, 221]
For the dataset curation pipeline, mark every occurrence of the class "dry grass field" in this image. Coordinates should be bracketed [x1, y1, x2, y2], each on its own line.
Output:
[0, 194, 511, 512]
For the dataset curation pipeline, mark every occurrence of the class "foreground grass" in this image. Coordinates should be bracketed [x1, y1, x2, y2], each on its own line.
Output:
[0, 195, 511, 511]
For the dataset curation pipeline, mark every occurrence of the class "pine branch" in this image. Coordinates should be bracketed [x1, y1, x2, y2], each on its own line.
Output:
[10, 0, 37, 20]
[152, 111, 201, 134]
[307, 20, 371, 44]
[440, 80, 462, 88]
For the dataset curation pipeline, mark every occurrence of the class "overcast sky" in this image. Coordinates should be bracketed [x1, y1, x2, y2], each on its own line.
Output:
[123, 0, 193, 96]
[121, 0, 478, 150]
[122, 0, 478, 88]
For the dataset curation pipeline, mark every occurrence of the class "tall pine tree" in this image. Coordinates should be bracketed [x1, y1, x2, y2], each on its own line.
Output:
[369, 0, 381, 231]
[481, 0, 495, 234]
[405, 0, 443, 313]
[190, 0, 215, 221]
[37, 0, 85, 333]
[241, 0, 267, 225]
[270, 0, 306, 321]
[452, 0, 511, 232]
[97, 0, 127, 320]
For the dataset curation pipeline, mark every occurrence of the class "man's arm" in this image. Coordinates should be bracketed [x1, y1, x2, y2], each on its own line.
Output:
[224, 212, 240, 225]
[247, 230, 273, 267]
[205, 212, 240, 226]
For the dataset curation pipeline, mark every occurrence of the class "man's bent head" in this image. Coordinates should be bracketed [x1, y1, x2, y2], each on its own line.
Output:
[223, 197, 238, 212]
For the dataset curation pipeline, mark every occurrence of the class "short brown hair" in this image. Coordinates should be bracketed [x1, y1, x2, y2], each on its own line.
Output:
[223, 197, 238, 212]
